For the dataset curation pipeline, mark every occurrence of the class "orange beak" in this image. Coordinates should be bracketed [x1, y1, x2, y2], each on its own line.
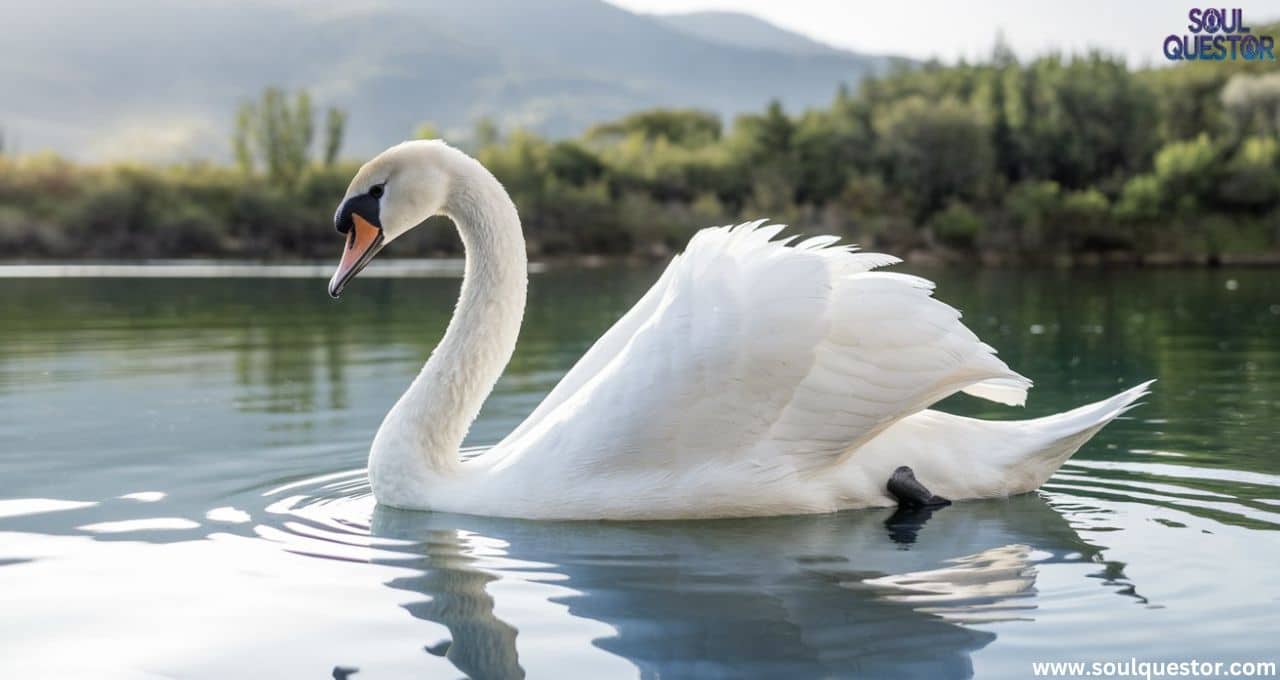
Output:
[328, 213, 384, 298]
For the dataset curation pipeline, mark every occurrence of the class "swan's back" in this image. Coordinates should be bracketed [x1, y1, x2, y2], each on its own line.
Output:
[476, 222, 1038, 517]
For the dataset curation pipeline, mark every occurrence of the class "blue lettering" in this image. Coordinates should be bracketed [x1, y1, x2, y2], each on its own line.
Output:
[1241, 34, 1258, 59]
[1203, 9, 1222, 34]
[1168, 10, 1272, 61]
[1261, 36, 1276, 60]
[1236, 8, 1250, 33]
[1196, 34, 1213, 58]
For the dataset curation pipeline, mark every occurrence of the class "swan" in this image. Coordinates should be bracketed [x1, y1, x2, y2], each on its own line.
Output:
[327, 139, 1152, 520]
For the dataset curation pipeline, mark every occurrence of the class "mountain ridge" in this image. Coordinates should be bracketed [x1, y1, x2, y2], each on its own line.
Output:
[655, 10, 848, 56]
[0, 0, 908, 161]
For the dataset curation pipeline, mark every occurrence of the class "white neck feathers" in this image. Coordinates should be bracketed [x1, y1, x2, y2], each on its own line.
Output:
[368, 149, 526, 498]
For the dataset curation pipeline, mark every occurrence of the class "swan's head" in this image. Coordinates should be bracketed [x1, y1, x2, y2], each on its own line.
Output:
[329, 140, 455, 298]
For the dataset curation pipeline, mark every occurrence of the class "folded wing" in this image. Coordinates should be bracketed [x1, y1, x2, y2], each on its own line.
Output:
[498, 221, 1031, 476]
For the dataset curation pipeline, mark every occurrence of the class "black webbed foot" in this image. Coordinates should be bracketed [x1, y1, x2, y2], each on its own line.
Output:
[886, 465, 952, 509]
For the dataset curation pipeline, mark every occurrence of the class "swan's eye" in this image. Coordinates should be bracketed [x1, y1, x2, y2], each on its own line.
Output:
[369, 184, 385, 199]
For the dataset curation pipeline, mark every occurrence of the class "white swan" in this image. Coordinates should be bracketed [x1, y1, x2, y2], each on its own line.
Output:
[328, 139, 1151, 520]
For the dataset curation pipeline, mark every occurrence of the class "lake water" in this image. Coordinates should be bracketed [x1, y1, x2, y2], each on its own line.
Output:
[1, 266, 1277, 679]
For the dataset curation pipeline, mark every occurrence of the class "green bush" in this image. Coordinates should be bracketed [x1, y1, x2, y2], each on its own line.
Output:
[1115, 175, 1163, 223]
[1061, 188, 1125, 250]
[1004, 180, 1061, 250]
[929, 200, 985, 249]
[1218, 136, 1280, 208]
[1152, 134, 1220, 210]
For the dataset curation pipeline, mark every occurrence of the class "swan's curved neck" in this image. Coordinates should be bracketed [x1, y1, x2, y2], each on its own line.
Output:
[371, 154, 526, 484]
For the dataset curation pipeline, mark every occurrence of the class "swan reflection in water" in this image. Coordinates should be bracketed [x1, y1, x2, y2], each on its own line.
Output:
[368, 494, 1137, 679]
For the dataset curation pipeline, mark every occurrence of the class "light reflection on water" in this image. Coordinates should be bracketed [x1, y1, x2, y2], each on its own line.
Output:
[0, 267, 1277, 678]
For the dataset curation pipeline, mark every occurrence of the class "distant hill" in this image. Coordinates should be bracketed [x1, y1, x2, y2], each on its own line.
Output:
[657, 11, 847, 57]
[0, 0, 907, 161]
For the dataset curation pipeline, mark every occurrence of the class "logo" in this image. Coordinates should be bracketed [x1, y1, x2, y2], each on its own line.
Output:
[1164, 8, 1276, 61]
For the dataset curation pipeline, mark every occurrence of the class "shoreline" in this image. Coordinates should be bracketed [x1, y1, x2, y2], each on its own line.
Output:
[901, 249, 1280, 269]
[0, 259, 546, 278]
[0, 251, 1276, 278]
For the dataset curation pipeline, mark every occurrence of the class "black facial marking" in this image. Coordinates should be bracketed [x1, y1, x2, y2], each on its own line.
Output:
[334, 192, 382, 234]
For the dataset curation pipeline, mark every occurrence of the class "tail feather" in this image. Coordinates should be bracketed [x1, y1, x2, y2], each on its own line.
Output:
[994, 380, 1155, 484]
[847, 381, 1154, 504]
[1018, 379, 1154, 448]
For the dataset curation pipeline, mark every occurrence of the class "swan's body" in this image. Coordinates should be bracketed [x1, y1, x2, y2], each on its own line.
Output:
[329, 140, 1150, 520]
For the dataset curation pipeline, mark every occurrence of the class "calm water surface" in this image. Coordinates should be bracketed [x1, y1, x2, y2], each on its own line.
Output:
[0, 266, 1277, 678]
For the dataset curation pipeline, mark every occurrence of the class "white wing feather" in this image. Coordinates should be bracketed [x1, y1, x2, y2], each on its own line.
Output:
[498, 222, 1030, 476]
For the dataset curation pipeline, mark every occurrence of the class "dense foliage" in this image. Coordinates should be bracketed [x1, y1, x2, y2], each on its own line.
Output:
[2, 43, 1277, 263]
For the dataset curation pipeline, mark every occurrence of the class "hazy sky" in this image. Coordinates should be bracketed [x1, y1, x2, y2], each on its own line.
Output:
[608, 0, 1280, 67]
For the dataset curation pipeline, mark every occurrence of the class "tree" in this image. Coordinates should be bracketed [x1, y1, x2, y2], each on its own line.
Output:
[1218, 135, 1280, 207]
[587, 109, 722, 147]
[323, 108, 347, 167]
[1152, 134, 1220, 210]
[1012, 54, 1157, 189]
[231, 86, 346, 188]
[473, 117, 500, 148]
[1146, 66, 1232, 143]
[1221, 71, 1280, 137]
[414, 122, 441, 140]
[731, 100, 793, 162]
[722, 100, 798, 208]
[990, 30, 1018, 68]
[875, 96, 994, 219]
[987, 64, 1022, 182]
[280, 89, 314, 184]
[792, 106, 871, 204]
[546, 141, 605, 185]
[232, 105, 254, 174]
